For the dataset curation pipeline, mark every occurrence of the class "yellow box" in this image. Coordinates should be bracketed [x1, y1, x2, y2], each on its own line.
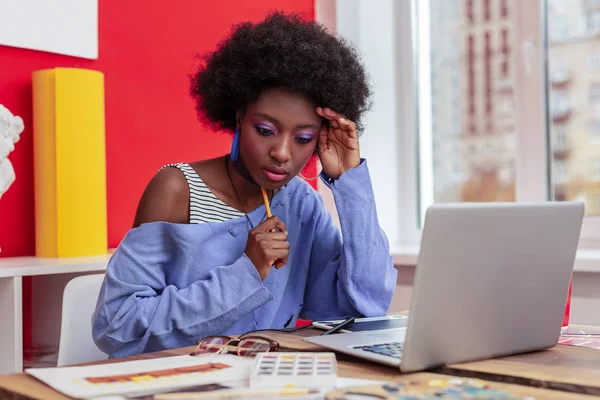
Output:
[32, 68, 107, 257]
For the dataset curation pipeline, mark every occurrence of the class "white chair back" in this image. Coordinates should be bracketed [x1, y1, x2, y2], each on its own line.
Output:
[57, 274, 107, 366]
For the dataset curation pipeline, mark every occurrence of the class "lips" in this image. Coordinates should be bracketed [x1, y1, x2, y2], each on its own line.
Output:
[262, 167, 289, 182]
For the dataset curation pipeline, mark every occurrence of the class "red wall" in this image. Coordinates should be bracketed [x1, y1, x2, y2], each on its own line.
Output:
[0, 0, 314, 257]
[0, 1, 314, 350]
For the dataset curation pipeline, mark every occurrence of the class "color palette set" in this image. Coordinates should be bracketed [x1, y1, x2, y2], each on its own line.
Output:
[249, 352, 338, 389]
[326, 378, 535, 400]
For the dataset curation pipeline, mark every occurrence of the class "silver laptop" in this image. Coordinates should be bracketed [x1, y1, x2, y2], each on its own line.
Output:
[304, 202, 584, 372]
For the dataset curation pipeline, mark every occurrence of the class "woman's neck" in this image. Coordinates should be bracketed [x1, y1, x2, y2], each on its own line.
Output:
[225, 155, 265, 211]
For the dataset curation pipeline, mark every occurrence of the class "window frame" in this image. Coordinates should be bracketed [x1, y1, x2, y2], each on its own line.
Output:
[417, 0, 554, 245]
[317, 0, 600, 254]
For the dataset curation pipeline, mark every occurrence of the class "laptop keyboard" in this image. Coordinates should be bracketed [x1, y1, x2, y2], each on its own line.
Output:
[354, 341, 404, 359]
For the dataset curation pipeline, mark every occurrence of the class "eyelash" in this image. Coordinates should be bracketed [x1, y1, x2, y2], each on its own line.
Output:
[256, 126, 274, 136]
[254, 126, 313, 145]
[296, 137, 312, 145]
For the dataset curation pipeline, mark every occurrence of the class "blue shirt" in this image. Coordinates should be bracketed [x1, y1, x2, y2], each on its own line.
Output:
[92, 160, 397, 358]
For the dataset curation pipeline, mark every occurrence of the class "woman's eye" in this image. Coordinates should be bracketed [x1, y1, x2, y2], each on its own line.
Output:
[296, 136, 312, 144]
[256, 126, 274, 136]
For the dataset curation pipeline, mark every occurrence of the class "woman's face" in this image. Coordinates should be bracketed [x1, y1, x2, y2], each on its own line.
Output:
[238, 87, 322, 189]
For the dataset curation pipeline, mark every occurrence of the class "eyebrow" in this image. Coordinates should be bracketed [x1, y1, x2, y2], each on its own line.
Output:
[251, 113, 321, 130]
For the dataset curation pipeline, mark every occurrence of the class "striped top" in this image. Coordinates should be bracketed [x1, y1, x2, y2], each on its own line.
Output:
[160, 162, 245, 224]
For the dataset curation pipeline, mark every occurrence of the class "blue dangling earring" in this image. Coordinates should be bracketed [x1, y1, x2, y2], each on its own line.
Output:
[230, 128, 241, 162]
[229, 126, 256, 184]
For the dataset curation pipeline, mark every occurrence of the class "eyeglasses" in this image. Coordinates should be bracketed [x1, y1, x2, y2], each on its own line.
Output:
[190, 335, 279, 357]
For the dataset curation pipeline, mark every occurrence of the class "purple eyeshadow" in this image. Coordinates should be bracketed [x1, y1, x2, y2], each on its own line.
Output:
[297, 132, 315, 141]
[256, 123, 276, 132]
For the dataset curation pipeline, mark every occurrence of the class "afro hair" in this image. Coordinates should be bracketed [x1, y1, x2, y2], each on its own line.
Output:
[190, 12, 372, 134]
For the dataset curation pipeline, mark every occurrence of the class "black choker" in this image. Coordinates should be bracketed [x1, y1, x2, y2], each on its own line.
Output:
[225, 154, 273, 229]
[231, 155, 258, 185]
[225, 154, 255, 228]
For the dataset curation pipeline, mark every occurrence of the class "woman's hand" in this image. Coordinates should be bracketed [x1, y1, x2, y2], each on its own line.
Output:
[245, 217, 289, 281]
[316, 107, 360, 180]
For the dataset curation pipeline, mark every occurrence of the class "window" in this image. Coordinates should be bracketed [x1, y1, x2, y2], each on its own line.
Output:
[589, 49, 600, 72]
[590, 120, 600, 143]
[590, 84, 600, 105]
[500, 0, 508, 18]
[554, 160, 568, 184]
[590, 191, 600, 215]
[547, 0, 600, 244]
[424, 0, 517, 208]
[550, 56, 568, 83]
[500, 29, 510, 76]
[498, 93, 514, 115]
[553, 124, 567, 151]
[467, 0, 474, 23]
[551, 88, 570, 119]
[587, 11, 600, 35]
[549, 16, 569, 41]
[591, 159, 600, 181]
[483, 0, 491, 21]
[328, 0, 600, 251]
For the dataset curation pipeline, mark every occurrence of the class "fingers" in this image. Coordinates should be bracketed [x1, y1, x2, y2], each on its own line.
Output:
[252, 216, 289, 268]
[269, 249, 288, 261]
[318, 124, 328, 153]
[273, 258, 287, 269]
[271, 249, 289, 269]
[253, 233, 289, 249]
[246, 216, 290, 279]
[264, 237, 289, 269]
[317, 107, 357, 137]
[338, 117, 358, 139]
[316, 106, 329, 118]
[316, 107, 344, 121]
[316, 107, 340, 129]
[316, 107, 346, 122]
[255, 231, 288, 242]
[256, 216, 287, 234]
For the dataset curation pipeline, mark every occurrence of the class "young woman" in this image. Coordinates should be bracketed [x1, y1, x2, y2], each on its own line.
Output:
[92, 12, 397, 358]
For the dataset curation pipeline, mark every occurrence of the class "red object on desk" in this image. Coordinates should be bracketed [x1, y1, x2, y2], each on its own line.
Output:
[562, 279, 572, 327]
[295, 319, 313, 327]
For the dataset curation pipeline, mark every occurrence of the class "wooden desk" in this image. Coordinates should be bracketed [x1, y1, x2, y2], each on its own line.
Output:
[383, 313, 600, 395]
[428, 324, 600, 396]
[440, 345, 600, 395]
[0, 329, 598, 399]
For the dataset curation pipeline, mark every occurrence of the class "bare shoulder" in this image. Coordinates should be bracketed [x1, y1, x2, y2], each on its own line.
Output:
[188, 157, 231, 196]
[132, 166, 190, 227]
[188, 158, 225, 184]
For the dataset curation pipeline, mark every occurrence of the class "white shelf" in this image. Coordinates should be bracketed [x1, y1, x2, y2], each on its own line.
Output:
[0, 254, 112, 278]
[390, 245, 419, 266]
[2, 246, 598, 277]
[572, 249, 600, 273]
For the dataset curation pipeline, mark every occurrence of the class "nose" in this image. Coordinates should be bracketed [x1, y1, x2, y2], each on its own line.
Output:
[269, 134, 292, 164]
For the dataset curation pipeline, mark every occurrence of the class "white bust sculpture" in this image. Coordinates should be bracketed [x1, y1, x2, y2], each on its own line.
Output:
[0, 104, 24, 199]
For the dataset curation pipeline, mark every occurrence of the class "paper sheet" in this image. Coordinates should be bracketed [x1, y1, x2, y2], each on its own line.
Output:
[561, 327, 600, 335]
[558, 336, 600, 350]
[26, 354, 253, 399]
[154, 378, 387, 400]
